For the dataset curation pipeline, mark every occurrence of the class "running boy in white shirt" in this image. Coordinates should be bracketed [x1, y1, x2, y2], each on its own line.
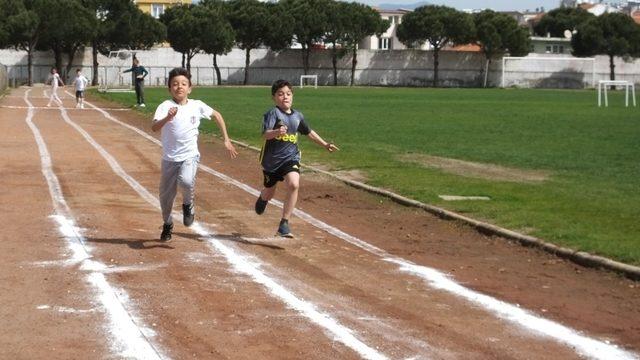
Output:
[152, 67, 238, 241]
[46, 67, 64, 107]
[71, 69, 89, 109]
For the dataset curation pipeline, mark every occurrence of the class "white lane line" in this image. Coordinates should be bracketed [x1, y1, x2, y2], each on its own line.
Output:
[1, 105, 131, 111]
[24, 90, 166, 360]
[77, 93, 640, 360]
[57, 94, 391, 360]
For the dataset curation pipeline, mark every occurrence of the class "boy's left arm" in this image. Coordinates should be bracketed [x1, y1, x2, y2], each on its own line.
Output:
[212, 110, 238, 159]
[307, 130, 339, 152]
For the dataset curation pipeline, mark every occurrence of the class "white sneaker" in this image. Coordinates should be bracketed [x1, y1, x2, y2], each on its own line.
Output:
[140, 103, 146, 108]
[80, 104, 84, 109]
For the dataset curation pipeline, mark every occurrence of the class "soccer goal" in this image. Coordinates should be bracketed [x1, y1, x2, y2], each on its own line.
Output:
[502, 56, 595, 89]
[99, 50, 136, 93]
[300, 74, 318, 89]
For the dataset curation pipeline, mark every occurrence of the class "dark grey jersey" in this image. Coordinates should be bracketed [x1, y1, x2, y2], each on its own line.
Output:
[260, 107, 311, 172]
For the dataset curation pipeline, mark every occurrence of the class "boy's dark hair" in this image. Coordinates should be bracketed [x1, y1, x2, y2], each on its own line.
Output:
[271, 79, 292, 95]
[168, 67, 192, 87]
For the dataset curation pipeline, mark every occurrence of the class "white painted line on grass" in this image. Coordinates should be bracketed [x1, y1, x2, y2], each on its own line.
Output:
[24, 90, 166, 360]
[78, 95, 640, 360]
[57, 95, 391, 360]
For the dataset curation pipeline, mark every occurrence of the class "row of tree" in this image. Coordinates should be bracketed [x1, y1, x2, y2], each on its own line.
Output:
[1, 1, 637, 86]
[0, 0, 165, 86]
[534, 7, 640, 80]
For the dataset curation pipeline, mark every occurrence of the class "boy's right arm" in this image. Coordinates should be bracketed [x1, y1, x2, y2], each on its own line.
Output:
[261, 112, 287, 140]
[152, 105, 178, 132]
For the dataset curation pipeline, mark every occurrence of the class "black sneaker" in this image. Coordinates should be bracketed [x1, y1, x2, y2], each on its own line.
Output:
[160, 223, 173, 242]
[276, 219, 294, 238]
[255, 196, 268, 215]
[183, 203, 194, 227]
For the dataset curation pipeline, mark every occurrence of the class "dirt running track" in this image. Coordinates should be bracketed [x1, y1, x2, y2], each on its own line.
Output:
[1, 86, 638, 360]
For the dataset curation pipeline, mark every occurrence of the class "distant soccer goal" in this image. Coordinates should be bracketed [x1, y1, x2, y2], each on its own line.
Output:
[502, 57, 595, 89]
[300, 74, 318, 89]
[99, 50, 136, 93]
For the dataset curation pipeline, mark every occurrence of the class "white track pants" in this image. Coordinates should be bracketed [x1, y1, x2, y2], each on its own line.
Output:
[47, 86, 62, 106]
[159, 156, 199, 224]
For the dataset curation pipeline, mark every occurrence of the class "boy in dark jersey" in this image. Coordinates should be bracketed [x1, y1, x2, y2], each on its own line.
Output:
[255, 79, 339, 237]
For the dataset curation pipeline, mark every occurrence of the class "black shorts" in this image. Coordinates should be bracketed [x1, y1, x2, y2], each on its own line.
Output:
[75, 90, 84, 98]
[263, 161, 300, 188]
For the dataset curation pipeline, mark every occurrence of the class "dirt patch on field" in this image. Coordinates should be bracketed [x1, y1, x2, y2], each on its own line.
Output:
[398, 153, 551, 183]
[306, 164, 369, 183]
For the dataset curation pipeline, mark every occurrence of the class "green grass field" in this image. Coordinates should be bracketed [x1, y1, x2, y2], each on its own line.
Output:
[95, 86, 640, 265]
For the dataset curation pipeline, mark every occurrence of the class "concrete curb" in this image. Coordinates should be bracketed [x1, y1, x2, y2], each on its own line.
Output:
[230, 139, 640, 281]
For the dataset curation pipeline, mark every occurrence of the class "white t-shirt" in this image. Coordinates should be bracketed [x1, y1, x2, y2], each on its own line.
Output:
[74, 75, 89, 91]
[50, 73, 61, 89]
[153, 99, 214, 162]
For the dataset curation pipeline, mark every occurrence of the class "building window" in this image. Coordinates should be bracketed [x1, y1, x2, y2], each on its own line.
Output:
[545, 45, 552, 53]
[559, 46, 564, 54]
[378, 37, 390, 50]
[152, 4, 165, 19]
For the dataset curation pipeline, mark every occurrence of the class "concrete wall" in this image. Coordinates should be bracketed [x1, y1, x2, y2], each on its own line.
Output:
[2, 47, 640, 88]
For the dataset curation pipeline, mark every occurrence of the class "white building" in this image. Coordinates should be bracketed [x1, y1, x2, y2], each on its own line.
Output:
[359, 8, 432, 51]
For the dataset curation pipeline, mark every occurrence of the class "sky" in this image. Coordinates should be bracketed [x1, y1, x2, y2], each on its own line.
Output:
[369, 0, 560, 12]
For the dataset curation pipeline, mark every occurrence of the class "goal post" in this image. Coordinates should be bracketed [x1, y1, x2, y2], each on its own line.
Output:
[99, 50, 137, 93]
[300, 74, 318, 89]
[502, 56, 596, 89]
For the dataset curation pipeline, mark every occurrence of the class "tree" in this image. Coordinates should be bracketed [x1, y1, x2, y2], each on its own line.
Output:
[85, 0, 145, 85]
[161, 4, 202, 71]
[342, 3, 388, 86]
[534, 7, 594, 37]
[129, 10, 165, 52]
[397, 5, 475, 87]
[474, 10, 530, 87]
[228, 0, 269, 85]
[324, 1, 349, 86]
[280, 0, 330, 75]
[572, 13, 640, 81]
[36, 0, 95, 81]
[198, 0, 235, 85]
[4, 0, 49, 86]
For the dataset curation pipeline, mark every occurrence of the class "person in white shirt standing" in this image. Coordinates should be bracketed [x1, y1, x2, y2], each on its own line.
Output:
[46, 67, 64, 107]
[71, 69, 89, 109]
[152, 67, 238, 242]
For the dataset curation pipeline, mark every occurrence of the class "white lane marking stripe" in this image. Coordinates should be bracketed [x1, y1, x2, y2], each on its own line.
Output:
[1, 105, 131, 111]
[24, 90, 165, 360]
[57, 94, 391, 360]
[79, 94, 639, 360]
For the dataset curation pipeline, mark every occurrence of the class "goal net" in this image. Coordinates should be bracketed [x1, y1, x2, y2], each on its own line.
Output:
[502, 56, 595, 89]
[99, 50, 136, 92]
[300, 74, 318, 89]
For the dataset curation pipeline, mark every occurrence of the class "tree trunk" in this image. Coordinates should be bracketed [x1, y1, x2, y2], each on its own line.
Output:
[213, 54, 221, 86]
[54, 46, 64, 79]
[483, 58, 491, 88]
[27, 48, 33, 86]
[187, 54, 192, 73]
[181, 52, 186, 68]
[609, 54, 615, 81]
[331, 45, 338, 86]
[65, 45, 80, 80]
[350, 47, 357, 87]
[91, 43, 99, 86]
[243, 48, 250, 85]
[433, 48, 439, 88]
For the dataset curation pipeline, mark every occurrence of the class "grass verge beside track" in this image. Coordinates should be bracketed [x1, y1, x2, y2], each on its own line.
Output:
[93, 86, 640, 265]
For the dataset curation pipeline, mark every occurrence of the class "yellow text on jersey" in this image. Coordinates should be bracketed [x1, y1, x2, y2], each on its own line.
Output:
[275, 133, 298, 144]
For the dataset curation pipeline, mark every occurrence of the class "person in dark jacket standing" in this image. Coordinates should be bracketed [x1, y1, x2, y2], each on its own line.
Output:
[123, 57, 149, 107]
